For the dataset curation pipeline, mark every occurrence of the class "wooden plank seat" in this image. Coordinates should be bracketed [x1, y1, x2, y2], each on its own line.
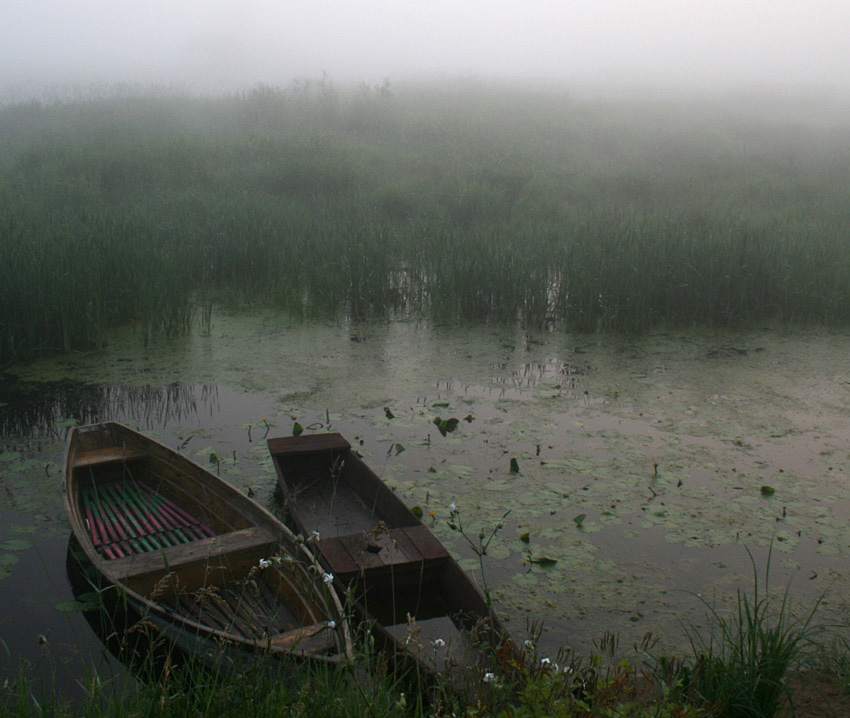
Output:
[317, 524, 450, 581]
[73, 447, 146, 468]
[110, 525, 278, 580]
[268, 433, 351, 457]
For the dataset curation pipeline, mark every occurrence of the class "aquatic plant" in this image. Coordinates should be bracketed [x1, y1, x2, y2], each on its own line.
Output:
[682, 544, 825, 717]
[445, 503, 510, 606]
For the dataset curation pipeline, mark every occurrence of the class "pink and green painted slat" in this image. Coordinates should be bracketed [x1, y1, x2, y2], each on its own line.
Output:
[82, 480, 214, 560]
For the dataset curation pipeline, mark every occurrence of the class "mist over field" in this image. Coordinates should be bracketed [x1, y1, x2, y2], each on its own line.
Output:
[4, 1, 850, 101]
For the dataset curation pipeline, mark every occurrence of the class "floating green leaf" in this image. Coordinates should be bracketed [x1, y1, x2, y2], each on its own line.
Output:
[0, 539, 31, 551]
[528, 555, 558, 567]
[510, 457, 520, 474]
[394, 443, 405, 455]
[573, 513, 587, 527]
[760, 485, 775, 496]
[433, 417, 460, 437]
[55, 595, 101, 613]
[384, 406, 395, 419]
[410, 505, 423, 519]
[520, 532, 530, 543]
[292, 422, 304, 437]
[0, 553, 19, 575]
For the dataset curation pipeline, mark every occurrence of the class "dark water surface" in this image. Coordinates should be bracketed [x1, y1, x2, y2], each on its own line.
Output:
[3, 312, 850, 696]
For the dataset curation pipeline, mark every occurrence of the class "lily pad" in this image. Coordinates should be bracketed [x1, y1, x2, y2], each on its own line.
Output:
[0, 553, 20, 577]
[528, 555, 558, 567]
[0, 539, 32, 551]
[56, 596, 102, 613]
[433, 417, 460, 436]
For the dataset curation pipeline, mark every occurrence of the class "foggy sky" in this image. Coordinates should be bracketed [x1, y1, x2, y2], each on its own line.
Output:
[4, 1, 850, 98]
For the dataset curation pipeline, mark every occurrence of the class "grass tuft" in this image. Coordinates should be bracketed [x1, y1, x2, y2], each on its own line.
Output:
[682, 544, 825, 717]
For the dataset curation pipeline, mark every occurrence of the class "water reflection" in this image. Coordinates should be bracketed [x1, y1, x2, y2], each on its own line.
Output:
[64, 535, 155, 683]
[0, 377, 218, 439]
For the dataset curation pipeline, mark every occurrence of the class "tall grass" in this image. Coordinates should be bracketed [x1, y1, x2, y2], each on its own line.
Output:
[2, 616, 702, 718]
[682, 545, 825, 717]
[2, 81, 850, 363]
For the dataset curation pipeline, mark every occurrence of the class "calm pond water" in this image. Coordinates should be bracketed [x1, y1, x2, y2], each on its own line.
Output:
[2, 310, 850, 694]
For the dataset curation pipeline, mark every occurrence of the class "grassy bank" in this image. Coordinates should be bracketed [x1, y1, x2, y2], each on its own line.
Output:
[2, 609, 844, 718]
[4, 548, 849, 717]
[2, 81, 849, 363]
[2, 627, 701, 718]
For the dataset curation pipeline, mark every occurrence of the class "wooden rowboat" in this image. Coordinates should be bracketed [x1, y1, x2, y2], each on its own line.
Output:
[268, 432, 514, 676]
[64, 422, 352, 670]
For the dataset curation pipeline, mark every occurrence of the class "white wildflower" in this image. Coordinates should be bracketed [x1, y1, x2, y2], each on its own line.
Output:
[449, 502, 457, 513]
[432, 638, 446, 648]
[327, 620, 336, 629]
[322, 572, 334, 584]
[483, 672, 496, 683]
[258, 558, 271, 569]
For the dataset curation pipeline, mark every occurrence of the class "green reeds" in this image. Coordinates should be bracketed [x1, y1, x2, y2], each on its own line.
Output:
[683, 545, 825, 717]
[2, 82, 850, 364]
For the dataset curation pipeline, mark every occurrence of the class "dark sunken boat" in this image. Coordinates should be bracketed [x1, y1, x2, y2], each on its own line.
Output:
[64, 422, 352, 670]
[268, 432, 514, 676]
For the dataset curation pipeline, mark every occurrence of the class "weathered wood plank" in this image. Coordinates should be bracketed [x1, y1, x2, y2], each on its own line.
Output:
[268, 433, 351, 456]
[269, 622, 338, 655]
[315, 535, 361, 576]
[110, 525, 276, 587]
[73, 447, 146, 467]
[399, 525, 450, 563]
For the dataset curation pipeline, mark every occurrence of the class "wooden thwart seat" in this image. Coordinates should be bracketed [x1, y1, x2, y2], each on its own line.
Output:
[73, 447, 146, 468]
[268, 433, 351, 457]
[317, 524, 450, 579]
[107, 525, 278, 585]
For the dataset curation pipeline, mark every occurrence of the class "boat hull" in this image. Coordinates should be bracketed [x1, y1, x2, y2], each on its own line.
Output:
[268, 432, 514, 676]
[64, 422, 351, 670]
